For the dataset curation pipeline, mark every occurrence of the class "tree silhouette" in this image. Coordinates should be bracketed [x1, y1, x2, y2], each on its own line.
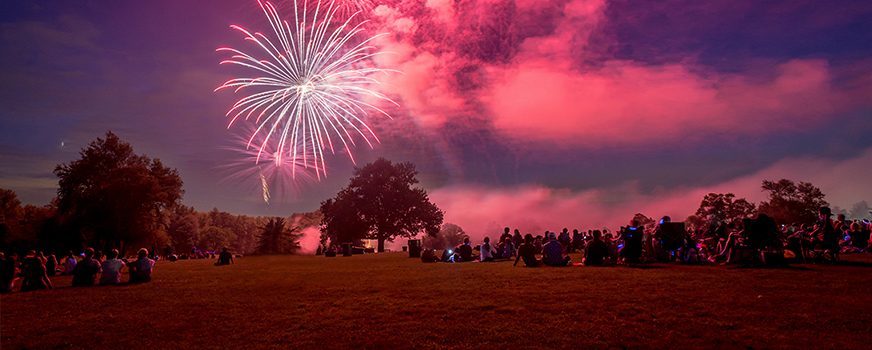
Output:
[320, 158, 444, 252]
[757, 179, 828, 225]
[694, 193, 757, 227]
[54, 132, 183, 255]
[256, 217, 302, 254]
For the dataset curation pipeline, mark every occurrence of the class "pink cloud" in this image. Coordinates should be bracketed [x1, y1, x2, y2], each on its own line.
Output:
[367, 0, 870, 150]
[486, 58, 851, 146]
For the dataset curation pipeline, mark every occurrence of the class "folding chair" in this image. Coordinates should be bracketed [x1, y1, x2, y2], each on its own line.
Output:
[619, 227, 645, 266]
[658, 223, 687, 262]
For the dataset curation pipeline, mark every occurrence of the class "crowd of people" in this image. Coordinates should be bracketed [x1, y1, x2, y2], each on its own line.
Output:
[0, 247, 156, 293]
[421, 207, 872, 267]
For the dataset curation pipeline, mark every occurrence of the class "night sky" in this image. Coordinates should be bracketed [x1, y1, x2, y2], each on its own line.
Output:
[2, 0, 871, 240]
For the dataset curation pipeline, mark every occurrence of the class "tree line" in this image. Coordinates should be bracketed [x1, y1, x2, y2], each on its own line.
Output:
[0, 132, 321, 257]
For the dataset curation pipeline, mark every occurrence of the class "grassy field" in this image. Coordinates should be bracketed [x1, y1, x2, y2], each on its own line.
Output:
[3, 252, 872, 349]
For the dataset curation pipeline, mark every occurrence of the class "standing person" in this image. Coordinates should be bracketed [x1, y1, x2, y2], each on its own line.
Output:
[99, 250, 126, 285]
[0, 253, 20, 293]
[72, 248, 101, 287]
[19, 255, 53, 292]
[812, 207, 839, 261]
[514, 234, 540, 267]
[215, 247, 234, 265]
[62, 251, 77, 275]
[128, 248, 156, 283]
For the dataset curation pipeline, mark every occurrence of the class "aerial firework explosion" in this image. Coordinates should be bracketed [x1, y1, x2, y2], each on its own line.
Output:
[217, 0, 397, 180]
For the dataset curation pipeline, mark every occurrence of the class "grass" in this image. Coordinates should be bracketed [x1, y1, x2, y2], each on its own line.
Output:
[3, 252, 872, 349]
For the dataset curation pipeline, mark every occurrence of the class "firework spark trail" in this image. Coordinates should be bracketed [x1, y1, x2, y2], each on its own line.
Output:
[217, 0, 398, 179]
[261, 173, 271, 204]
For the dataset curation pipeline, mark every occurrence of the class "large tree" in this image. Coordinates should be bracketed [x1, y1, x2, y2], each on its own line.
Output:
[54, 132, 184, 254]
[320, 158, 444, 252]
[758, 179, 828, 225]
[695, 193, 757, 227]
[0, 189, 23, 252]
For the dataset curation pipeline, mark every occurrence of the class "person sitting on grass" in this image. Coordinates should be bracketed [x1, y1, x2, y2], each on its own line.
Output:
[19, 255, 53, 292]
[512, 229, 523, 250]
[514, 234, 540, 267]
[421, 249, 440, 263]
[542, 232, 571, 266]
[500, 237, 516, 259]
[480, 237, 499, 262]
[128, 248, 155, 283]
[571, 229, 584, 253]
[558, 228, 571, 253]
[215, 247, 234, 265]
[500, 227, 512, 245]
[456, 237, 478, 262]
[534, 235, 544, 255]
[584, 230, 614, 266]
[63, 251, 77, 275]
[0, 253, 20, 293]
[72, 248, 101, 287]
[99, 249, 126, 285]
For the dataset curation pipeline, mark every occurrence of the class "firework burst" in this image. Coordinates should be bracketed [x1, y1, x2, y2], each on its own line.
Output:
[217, 0, 397, 179]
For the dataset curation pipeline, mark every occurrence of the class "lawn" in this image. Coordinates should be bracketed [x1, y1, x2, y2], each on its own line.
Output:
[3, 252, 872, 349]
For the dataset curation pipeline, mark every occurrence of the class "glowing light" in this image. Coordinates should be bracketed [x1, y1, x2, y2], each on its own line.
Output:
[217, 0, 398, 179]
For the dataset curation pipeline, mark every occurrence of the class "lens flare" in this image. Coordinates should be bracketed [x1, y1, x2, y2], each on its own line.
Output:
[217, 0, 398, 179]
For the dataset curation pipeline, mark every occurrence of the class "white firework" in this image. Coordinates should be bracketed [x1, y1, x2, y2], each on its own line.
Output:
[216, 0, 397, 179]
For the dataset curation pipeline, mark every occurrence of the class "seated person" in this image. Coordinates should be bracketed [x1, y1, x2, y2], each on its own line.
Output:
[421, 249, 440, 263]
[72, 248, 101, 287]
[845, 222, 871, 251]
[480, 237, 498, 261]
[542, 232, 571, 266]
[584, 230, 613, 266]
[571, 229, 584, 253]
[533, 235, 544, 255]
[558, 228, 571, 253]
[456, 238, 478, 262]
[501, 239, 516, 259]
[19, 255, 53, 292]
[215, 247, 234, 265]
[0, 253, 20, 293]
[514, 234, 540, 267]
[128, 248, 156, 283]
[63, 251, 77, 275]
[99, 249, 126, 285]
